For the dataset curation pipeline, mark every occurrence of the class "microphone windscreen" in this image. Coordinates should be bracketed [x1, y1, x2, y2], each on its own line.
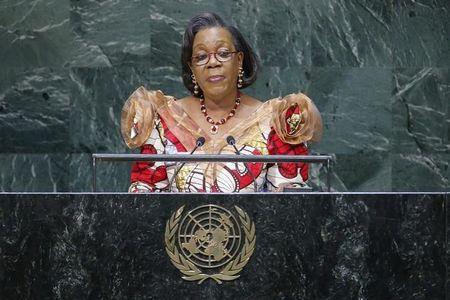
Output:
[226, 135, 235, 145]
[196, 136, 206, 147]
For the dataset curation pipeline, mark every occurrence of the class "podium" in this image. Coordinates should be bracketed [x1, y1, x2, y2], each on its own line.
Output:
[0, 193, 447, 299]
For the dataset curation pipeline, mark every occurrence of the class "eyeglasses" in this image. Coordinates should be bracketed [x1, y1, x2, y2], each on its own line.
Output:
[191, 50, 239, 66]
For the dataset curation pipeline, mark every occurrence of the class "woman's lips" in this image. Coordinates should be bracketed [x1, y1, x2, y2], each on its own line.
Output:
[207, 75, 225, 83]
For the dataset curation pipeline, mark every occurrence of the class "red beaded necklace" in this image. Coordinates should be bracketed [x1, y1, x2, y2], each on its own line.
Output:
[200, 91, 241, 134]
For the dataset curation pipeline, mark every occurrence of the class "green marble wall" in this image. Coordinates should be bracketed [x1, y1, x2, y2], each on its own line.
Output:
[0, 0, 448, 192]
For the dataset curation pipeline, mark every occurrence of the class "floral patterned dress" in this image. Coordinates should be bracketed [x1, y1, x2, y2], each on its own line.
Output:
[121, 87, 322, 193]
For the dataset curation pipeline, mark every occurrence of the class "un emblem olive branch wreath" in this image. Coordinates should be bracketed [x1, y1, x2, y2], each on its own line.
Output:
[164, 205, 256, 284]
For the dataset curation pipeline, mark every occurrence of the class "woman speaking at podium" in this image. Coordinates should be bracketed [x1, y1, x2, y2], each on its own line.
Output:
[121, 12, 322, 193]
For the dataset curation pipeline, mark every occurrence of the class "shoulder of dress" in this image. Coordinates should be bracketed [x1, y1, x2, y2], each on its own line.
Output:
[129, 86, 175, 108]
[266, 92, 312, 106]
[269, 92, 323, 144]
[121, 86, 174, 149]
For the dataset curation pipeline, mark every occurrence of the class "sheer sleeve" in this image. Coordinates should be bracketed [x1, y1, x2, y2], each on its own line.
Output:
[266, 92, 322, 191]
[121, 87, 169, 192]
[121, 86, 169, 149]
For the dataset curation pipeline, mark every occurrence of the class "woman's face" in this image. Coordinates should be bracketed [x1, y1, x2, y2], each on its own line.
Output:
[190, 27, 243, 99]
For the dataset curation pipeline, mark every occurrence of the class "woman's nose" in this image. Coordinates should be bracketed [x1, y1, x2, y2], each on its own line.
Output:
[206, 53, 221, 67]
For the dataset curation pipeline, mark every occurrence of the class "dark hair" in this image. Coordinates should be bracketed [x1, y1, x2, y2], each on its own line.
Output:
[181, 12, 259, 95]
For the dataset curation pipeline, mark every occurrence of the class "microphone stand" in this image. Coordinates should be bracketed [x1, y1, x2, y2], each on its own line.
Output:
[167, 136, 205, 192]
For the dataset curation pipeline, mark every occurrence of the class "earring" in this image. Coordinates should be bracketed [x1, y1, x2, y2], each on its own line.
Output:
[237, 67, 244, 88]
[191, 74, 199, 96]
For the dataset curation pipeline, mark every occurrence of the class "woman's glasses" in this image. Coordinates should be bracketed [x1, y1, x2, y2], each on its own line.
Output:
[191, 51, 239, 66]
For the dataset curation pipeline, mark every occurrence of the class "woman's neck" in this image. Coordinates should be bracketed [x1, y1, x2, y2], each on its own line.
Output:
[202, 90, 239, 112]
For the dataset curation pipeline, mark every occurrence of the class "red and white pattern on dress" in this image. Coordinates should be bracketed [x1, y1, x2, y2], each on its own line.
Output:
[128, 117, 169, 192]
[265, 103, 309, 190]
[128, 112, 309, 193]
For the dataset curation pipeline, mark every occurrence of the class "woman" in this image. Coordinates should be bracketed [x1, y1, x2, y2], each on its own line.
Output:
[121, 12, 322, 193]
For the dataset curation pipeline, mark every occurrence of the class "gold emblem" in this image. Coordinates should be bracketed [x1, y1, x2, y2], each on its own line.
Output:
[165, 204, 256, 284]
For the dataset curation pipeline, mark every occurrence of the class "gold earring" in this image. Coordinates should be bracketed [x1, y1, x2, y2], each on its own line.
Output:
[237, 67, 244, 88]
[191, 74, 199, 95]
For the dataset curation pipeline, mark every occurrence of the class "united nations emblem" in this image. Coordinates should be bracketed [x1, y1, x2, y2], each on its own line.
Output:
[164, 204, 256, 284]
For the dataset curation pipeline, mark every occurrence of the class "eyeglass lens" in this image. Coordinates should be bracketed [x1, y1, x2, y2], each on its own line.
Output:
[193, 51, 235, 66]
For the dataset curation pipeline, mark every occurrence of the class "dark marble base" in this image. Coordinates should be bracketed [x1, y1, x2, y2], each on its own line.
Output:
[0, 193, 447, 299]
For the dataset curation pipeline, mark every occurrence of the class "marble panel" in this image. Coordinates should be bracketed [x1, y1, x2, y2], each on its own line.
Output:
[391, 0, 450, 67]
[0, 0, 448, 193]
[69, 153, 130, 192]
[230, 0, 310, 68]
[0, 68, 70, 153]
[392, 68, 450, 154]
[69, 66, 151, 153]
[392, 153, 449, 192]
[332, 152, 392, 192]
[310, 0, 392, 67]
[0, 154, 69, 192]
[308, 67, 392, 154]
[0, 0, 72, 69]
[244, 66, 311, 102]
[70, 0, 151, 67]
[309, 151, 394, 193]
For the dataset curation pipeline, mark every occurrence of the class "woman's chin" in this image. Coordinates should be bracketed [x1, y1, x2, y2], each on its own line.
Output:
[202, 85, 234, 98]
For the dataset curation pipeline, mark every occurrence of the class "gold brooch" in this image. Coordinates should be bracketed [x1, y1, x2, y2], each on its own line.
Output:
[286, 113, 302, 134]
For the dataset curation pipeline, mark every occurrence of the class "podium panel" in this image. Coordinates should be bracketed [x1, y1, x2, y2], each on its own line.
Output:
[0, 193, 447, 299]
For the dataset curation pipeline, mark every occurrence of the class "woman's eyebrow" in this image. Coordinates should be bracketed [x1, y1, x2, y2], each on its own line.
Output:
[193, 40, 231, 51]
[192, 43, 206, 51]
[214, 40, 228, 45]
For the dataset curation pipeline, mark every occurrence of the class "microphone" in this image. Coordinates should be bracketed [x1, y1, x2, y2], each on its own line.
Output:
[226, 136, 240, 153]
[226, 135, 258, 192]
[192, 136, 206, 152]
[167, 136, 205, 191]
